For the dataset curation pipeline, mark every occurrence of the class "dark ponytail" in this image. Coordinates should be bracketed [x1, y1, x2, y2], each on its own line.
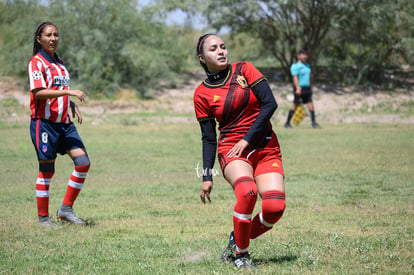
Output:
[33, 22, 56, 55]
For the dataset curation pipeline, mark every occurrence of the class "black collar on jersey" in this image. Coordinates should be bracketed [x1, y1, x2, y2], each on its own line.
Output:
[206, 65, 230, 85]
[38, 49, 60, 64]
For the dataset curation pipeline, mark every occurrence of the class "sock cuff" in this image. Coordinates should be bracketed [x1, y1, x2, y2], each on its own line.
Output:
[73, 154, 90, 166]
[236, 245, 249, 254]
[262, 190, 285, 200]
[233, 176, 255, 190]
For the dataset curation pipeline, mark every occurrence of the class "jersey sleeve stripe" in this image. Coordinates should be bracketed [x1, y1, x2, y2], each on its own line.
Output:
[250, 76, 266, 88]
[197, 116, 215, 122]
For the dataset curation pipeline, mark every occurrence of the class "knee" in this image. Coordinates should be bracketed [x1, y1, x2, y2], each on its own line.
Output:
[73, 154, 90, 170]
[39, 162, 55, 173]
[234, 176, 258, 213]
[234, 176, 258, 200]
[266, 199, 286, 218]
[261, 191, 286, 224]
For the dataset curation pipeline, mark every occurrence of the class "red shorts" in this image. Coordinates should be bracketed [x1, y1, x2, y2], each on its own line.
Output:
[217, 132, 284, 178]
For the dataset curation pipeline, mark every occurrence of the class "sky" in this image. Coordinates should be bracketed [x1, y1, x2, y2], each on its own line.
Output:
[138, 0, 206, 28]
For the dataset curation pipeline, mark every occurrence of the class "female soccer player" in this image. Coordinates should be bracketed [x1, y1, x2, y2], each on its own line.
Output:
[284, 49, 320, 128]
[193, 34, 286, 268]
[28, 22, 90, 227]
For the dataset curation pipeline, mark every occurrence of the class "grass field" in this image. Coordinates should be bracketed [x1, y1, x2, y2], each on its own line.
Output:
[0, 118, 413, 274]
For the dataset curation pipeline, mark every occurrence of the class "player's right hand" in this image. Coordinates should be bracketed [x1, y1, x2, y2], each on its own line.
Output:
[295, 88, 301, 95]
[227, 139, 249, 158]
[200, 181, 213, 204]
[70, 90, 87, 102]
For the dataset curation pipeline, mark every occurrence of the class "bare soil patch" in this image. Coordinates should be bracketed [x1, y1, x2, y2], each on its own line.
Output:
[1, 75, 413, 125]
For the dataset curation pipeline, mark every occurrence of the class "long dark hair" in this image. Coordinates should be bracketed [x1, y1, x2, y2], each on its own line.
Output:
[33, 22, 56, 56]
[196, 33, 215, 74]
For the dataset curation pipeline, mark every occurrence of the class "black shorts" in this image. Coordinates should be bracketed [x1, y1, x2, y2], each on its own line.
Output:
[293, 87, 313, 104]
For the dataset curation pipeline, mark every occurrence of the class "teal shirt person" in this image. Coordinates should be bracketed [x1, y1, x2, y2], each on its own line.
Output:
[290, 62, 311, 87]
[284, 49, 320, 129]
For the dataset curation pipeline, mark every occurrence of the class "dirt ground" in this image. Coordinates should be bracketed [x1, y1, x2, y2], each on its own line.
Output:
[1, 75, 413, 125]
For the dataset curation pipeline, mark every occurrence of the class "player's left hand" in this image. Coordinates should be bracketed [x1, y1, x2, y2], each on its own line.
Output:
[70, 101, 83, 124]
[200, 181, 213, 204]
[227, 139, 249, 158]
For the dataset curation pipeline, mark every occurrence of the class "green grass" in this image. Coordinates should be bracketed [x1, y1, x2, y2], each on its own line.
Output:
[0, 121, 413, 274]
[342, 96, 414, 117]
[0, 98, 28, 124]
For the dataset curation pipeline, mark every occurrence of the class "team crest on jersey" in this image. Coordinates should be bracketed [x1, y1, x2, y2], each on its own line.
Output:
[236, 75, 248, 88]
[213, 95, 220, 103]
[53, 76, 70, 87]
[32, 71, 42, 80]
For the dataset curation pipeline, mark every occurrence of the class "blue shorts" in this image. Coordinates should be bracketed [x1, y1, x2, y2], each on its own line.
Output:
[30, 118, 85, 161]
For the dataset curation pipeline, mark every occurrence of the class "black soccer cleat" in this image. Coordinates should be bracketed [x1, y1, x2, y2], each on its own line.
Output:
[220, 231, 236, 262]
[312, 122, 321, 129]
[233, 253, 257, 269]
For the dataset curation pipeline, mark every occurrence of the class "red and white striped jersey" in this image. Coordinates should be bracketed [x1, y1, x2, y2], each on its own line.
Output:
[28, 50, 71, 123]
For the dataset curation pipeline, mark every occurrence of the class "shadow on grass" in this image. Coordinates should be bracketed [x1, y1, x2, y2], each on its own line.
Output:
[84, 218, 96, 226]
[56, 217, 96, 227]
[256, 254, 299, 265]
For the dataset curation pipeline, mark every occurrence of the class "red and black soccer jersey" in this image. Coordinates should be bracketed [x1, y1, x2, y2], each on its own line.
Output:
[194, 61, 273, 149]
[28, 50, 71, 123]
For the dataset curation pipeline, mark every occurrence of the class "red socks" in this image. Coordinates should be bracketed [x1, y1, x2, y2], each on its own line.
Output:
[36, 171, 54, 216]
[232, 178, 286, 252]
[233, 176, 257, 253]
[62, 164, 90, 206]
[250, 190, 285, 239]
[35, 156, 90, 217]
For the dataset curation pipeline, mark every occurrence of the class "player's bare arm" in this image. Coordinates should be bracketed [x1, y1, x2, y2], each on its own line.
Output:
[293, 75, 301, 95]
[33, 88, 87, 102]
[29, 22, 90, 227]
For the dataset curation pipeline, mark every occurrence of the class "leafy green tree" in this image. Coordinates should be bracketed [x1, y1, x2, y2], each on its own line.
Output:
[0, 0, 194, 97]
[155, 0, 354, 80]
[324, 0, 414, 85]
[0, 0, 42, 76]
[155, 0, 413, 86]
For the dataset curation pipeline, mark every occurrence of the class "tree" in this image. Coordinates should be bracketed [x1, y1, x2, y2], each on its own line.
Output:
[0, 0, 195, 97]
[325, 0, 414, 85]
[0, 0, 42, 76]
[155, 0, 355, 80]
[156, 0, 413, 86]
